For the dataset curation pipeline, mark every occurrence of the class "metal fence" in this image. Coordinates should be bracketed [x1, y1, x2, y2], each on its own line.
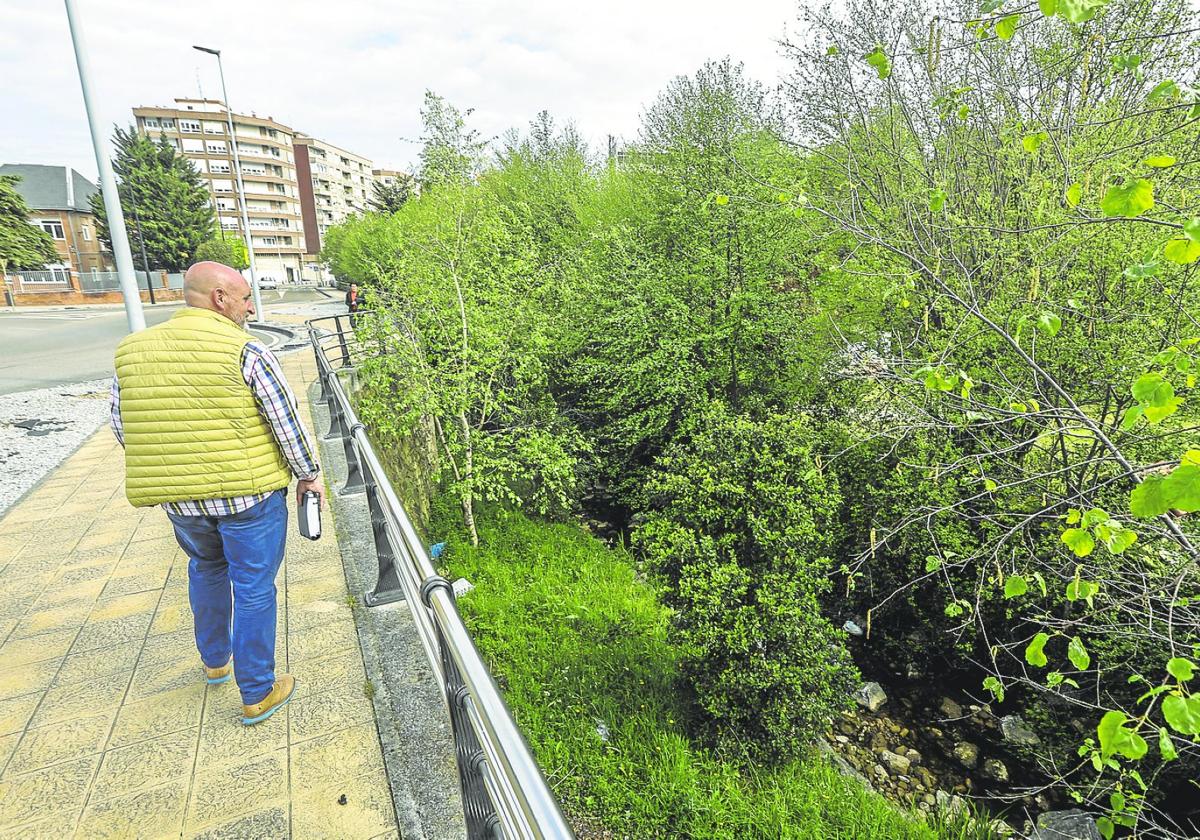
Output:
[78, 271, 122, 292]
[166, 273, 185, 290]
[308, 313, 573, 840]
[6, 270, 70, 291]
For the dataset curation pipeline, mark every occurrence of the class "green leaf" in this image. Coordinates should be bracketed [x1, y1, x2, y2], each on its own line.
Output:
[1120, 405, 1144, 430]
[1022, 132, 1049, 153]
[1066, 577, 1099, 605]
[826, 45, 840, 56]
[1057, 0, 1108, 22]
[1036, 311, 1062, 337]
[996, 14, 1019, 39]
[983, 675, 1005, 702]
[929, 188, 947, 212]
[864, 46, 891, 80]
[1026, 632, 1050, 667]
[1005, 575, 1028, 598]
[1131, 473, 1172, 518]
[1144, 155, 1177, 168]
[1068, 636, 1091, 670]
[1066, 182, 1082, 207]
[1097, 818, 1115, 840]
[714, 194, 730, 206]
[1186, 220, 1200, 245]
[925, 555, 941, 573]
[1167, 657, 1195, 682]
[1065, 508, 1082, 525]
[1132, 372, 1174, 407]
[1159, 727, 1178, 761]
[1123, 262, 1159, 280]
[1033, 571, 1048, 596]
[1098, 710, 1149, 760]
[1039, 0, 1057, 14]
[1100, 178, 1154, 218]
[1105, 527, 1137, 554]
[1162, 694, 1200, 735]
[1148, 79, 1181, 103]
[1062, 528, 1095, 557]
[1164, 238, 1200, 265]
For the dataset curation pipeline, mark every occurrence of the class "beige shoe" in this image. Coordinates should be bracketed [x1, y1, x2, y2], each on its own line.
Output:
[241, 675, 296, 725]
[204, 657, 233, 685]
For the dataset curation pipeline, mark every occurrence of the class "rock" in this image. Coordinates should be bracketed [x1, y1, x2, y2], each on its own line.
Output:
[982, 757, 1009, 783]
[915, 767, 937, 790]
[939, 696, 964, 718]
[880, 750, 911, 774]
[855, 682, 888, 712]
[844, 619, 864, 637]
[834, 735, 850, 745]
[1030, 810, 1102, 840]
[922, 793, 935, 806]
[836, 719, 857, 736]
[873, 764, 888, 779]
[991, 819, 1018, 838]
[903, 748, 922, 766]
[870, 732, 889, 753]
[595, 719, 611, 742]
[927, 726, 944, 741]
[952, 740, 980, 769]
[1000, 714, 1042, 747]
[935, 790, 966, 815]
[905, 662, 922, 679]
[898, 726, 910, 738]
[885, 719, 901, 734]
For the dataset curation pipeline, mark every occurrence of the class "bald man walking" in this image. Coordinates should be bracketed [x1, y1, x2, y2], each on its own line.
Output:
[109, 262, 323, 725]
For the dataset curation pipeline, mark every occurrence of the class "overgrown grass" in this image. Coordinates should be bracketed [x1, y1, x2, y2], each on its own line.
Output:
[431, 498, 992, 839]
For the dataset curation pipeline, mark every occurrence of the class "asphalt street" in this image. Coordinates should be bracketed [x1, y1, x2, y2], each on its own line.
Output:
[0, 287, 337, 396]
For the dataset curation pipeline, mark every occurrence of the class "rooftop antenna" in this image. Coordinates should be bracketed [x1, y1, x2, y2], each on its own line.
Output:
[196, 66, 204, 100]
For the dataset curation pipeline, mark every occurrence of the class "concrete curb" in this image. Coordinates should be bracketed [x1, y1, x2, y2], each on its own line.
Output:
[311, 380, 467, 840]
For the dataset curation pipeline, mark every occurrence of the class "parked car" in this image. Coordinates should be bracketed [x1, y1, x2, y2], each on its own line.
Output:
[257, 275, 279, 290]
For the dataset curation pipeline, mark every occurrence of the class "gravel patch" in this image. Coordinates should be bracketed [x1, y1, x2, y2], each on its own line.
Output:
[0, 379, 111, 516]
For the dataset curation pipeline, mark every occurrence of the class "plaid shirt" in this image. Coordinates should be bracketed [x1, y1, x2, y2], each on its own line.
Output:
[110, 340, 319, 517]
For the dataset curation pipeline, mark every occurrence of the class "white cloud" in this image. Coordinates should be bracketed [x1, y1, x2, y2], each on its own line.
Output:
[0, 0, 796, 180]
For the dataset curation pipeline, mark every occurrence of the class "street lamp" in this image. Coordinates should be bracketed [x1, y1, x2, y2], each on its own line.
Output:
[64, 0, 145, 332]
[193, 44, 263, 322]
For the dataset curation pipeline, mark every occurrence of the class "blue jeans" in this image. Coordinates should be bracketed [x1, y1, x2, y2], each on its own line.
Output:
[167, 490, 288, 705]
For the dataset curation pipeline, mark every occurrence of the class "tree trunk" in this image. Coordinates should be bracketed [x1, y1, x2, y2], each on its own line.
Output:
[458, 412, 479, 547]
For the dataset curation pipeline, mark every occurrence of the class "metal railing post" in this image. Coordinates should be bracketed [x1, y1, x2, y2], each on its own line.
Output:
[363, 470, 405, 606]
[341, 424, 366, 495]
[335, 314, 351, 367]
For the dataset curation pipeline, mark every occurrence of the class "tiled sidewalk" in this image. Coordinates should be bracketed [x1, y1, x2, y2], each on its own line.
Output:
[0, 353, 398, 839]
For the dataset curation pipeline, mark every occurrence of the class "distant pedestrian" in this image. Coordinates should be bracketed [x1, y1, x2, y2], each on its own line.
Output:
[344, 283, 361, 328]
[109, 261, 323, 725]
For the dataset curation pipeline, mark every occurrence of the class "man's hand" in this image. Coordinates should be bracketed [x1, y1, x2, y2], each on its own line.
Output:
[296, 477, 325, 509]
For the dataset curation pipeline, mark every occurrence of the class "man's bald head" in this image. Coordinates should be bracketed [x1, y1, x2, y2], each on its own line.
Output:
[184, 261, 255, 327]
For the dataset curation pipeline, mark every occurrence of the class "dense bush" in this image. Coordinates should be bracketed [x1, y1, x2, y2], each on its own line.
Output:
[636, 404, 857, 760]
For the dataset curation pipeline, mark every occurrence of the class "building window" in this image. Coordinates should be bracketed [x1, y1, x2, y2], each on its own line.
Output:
[143, 117, 159, 128]
[210, 162, 230, 174]
[81, 226, 91, 241]
[206, 142, 228, 154]
[38, 219, 65, 239]
[203, 122, 225, 134]
[180, 119, 202, 133]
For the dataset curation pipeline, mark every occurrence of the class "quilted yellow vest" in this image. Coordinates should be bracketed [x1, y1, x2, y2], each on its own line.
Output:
[115, 307, 291, 507]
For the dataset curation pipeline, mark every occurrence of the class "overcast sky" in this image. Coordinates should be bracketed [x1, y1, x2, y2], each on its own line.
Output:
[1, 0, 797, 182]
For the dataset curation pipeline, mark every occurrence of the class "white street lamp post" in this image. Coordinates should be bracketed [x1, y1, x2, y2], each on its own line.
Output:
[193, 45, 263, 322]
[64, 0, 145, 332]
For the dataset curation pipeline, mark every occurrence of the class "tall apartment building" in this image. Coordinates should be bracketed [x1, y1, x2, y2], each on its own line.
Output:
[133, 99, 306, 283]
[293, 135, 372, 264]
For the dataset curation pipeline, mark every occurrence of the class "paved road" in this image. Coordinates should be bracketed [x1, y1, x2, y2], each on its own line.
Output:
[0, 287, 336, 396]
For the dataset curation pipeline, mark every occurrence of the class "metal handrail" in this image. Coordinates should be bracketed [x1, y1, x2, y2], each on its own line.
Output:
[306, 312, 574, 840]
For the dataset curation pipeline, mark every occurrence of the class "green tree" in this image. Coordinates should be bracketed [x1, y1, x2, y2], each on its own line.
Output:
[416, 91, 487, 192]
[0, 175, 57, 272]
[91, 125, 215, 271]
[194, 236, 249, 270]
[368, 176, 414, 214]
